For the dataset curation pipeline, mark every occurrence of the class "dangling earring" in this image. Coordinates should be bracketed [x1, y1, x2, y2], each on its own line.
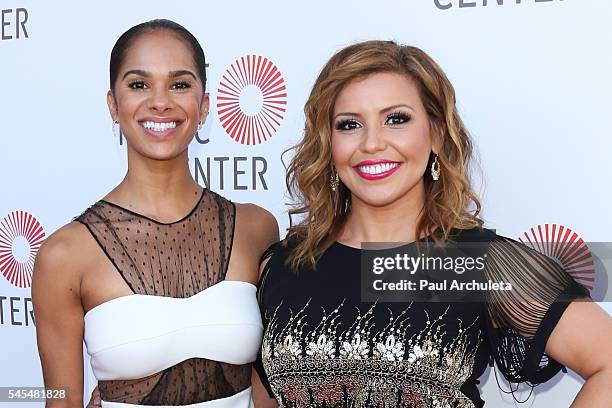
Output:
[430, 154, 440, 181]
[330, 168, 339, 192]
[195, 122, 203, 138]
[112, 120, 120, 138]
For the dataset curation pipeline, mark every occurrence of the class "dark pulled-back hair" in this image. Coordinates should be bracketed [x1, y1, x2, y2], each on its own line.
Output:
[109, 19, 207, 92]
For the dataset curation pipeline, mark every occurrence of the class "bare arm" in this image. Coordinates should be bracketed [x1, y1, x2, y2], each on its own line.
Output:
[32, 225, 86, 408]
[545, 300, 612, 407]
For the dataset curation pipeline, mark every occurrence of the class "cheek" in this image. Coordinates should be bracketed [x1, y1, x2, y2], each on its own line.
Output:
[394, 126, 432, 161]
[116, 93, 144, 119]
[331, 133, 358, 166]
[176, 92, 203, 112]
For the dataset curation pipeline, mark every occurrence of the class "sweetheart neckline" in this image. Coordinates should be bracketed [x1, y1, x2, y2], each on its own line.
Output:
[84, 280, 257, 320]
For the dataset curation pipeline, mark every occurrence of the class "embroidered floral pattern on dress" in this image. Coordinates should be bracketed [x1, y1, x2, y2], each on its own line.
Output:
[262, 300, 481, 408]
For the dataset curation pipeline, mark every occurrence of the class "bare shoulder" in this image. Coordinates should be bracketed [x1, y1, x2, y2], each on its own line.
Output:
[225, 203, 280, 283]
[33, 221, 91, 290]
[36, 221, 89, 263]
[234, 203, 279, 250]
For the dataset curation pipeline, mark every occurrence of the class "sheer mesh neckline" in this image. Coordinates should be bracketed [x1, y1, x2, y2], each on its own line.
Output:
[76, 188, 253, 405]
[99, 188, 205, 226]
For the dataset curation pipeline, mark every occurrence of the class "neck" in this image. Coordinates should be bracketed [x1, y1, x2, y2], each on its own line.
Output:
[338, 181, 426, 246]
[106, 148, 201, 221]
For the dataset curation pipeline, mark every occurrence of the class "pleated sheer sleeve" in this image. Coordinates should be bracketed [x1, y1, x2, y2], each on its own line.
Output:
[483, 235, 592, 385]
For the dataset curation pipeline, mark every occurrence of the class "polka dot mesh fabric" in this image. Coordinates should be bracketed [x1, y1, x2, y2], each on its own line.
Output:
[76, 189, 251, 405]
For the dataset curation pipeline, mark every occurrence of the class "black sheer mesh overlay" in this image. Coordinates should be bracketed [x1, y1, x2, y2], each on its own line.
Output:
[483, 235, 591, 385]
[76, 189, 251, 405]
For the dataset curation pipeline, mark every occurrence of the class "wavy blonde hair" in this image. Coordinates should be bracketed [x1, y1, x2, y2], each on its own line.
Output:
[285, 40, 483, 269]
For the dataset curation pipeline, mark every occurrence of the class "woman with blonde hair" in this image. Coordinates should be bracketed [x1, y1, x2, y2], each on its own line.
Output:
[252, 40, 612, 407]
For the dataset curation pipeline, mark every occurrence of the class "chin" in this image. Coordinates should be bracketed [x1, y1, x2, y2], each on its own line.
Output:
[353, 192, 401, 208]
[148, 150, 187, 161]
[130, 144, 188, 161]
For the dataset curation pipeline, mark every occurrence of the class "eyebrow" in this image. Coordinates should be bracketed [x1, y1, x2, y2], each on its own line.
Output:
[334, 104, 414, 120]
[381, 104, 414, 114]
[169, 70, 197, 80]
[122, 69, 197, 80]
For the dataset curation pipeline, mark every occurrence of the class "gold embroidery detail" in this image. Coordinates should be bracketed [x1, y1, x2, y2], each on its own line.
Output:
[262, 301, 481, 408]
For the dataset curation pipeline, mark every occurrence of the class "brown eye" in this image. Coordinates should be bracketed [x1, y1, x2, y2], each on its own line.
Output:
[172, 81, 191, 90]
[386, 112, 411, 125]
[335, 119, 361, 131]
[128, 80, 146, 90]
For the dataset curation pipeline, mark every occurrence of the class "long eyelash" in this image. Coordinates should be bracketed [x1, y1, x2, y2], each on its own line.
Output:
[128, 80, 145, 89]
[174, 81, 191, 89]
[387, 111, 411, 122]
[335, 119, 359, 130]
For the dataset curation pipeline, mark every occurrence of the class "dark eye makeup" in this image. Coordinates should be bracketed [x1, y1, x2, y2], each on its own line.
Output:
[386, 111, 411, 125]
[334, 111, 412, 131]
[335, 119, 361, 131]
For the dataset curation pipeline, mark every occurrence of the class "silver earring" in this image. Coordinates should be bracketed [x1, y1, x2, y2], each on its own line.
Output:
[431, 154, 440, 181]
[195, 122, 203, 138]
[330, 168, 339, 192]
[112, 120, 120, 138]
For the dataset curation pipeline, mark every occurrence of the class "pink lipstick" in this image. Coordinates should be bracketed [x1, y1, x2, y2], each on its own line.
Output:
[353, 159, 401, 181]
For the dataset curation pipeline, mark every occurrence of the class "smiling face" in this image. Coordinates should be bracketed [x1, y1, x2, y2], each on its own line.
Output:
[107, 30, 209, 161]
[331, 72, 436, 209]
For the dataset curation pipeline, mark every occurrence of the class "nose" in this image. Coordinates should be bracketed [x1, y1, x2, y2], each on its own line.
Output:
[360, 125, 387, 154]
[147, 88, 173, 113]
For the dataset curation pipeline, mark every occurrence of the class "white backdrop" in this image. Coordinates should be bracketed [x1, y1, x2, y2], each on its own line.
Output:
[1, 0, 611, 406]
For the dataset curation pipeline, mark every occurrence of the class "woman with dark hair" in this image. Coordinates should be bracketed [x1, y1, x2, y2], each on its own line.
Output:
[33, 19, 278, 408]
[252, 40, 612, 407]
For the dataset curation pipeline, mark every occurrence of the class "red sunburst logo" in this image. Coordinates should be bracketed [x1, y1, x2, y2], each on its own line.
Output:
[217, 55, 287, 145]
[518, 224, 595, 291]
[0, 211, 46, 288]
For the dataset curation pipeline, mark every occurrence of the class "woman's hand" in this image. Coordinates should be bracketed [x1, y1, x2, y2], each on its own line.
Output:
[86, 386, 100, 408]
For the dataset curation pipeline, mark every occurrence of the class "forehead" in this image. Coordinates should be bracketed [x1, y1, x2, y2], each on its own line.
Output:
[334, 72, 422, 112]
[119, 30, 198, 75]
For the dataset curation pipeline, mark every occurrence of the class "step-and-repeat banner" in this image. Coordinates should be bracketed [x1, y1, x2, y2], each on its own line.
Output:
[1, 0, 610, 406]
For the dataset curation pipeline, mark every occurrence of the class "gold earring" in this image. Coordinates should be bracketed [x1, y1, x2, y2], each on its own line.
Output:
[430, 154, 440, 181]
[330, 168, 339, 192]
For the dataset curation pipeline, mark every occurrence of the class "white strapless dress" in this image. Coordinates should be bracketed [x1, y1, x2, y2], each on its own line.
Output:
[84, 280, 262, 407]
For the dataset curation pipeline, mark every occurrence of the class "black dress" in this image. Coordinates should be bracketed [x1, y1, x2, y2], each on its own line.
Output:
[254, 227, 590, 407]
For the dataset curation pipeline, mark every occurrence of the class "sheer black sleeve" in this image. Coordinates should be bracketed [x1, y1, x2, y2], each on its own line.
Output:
[253, 242, 280, 398]
[483, 235, 591, 385]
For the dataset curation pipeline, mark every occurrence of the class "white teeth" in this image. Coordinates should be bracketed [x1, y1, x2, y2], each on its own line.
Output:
[142, 121, 177, 132]
[358, 162, 399, 175]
